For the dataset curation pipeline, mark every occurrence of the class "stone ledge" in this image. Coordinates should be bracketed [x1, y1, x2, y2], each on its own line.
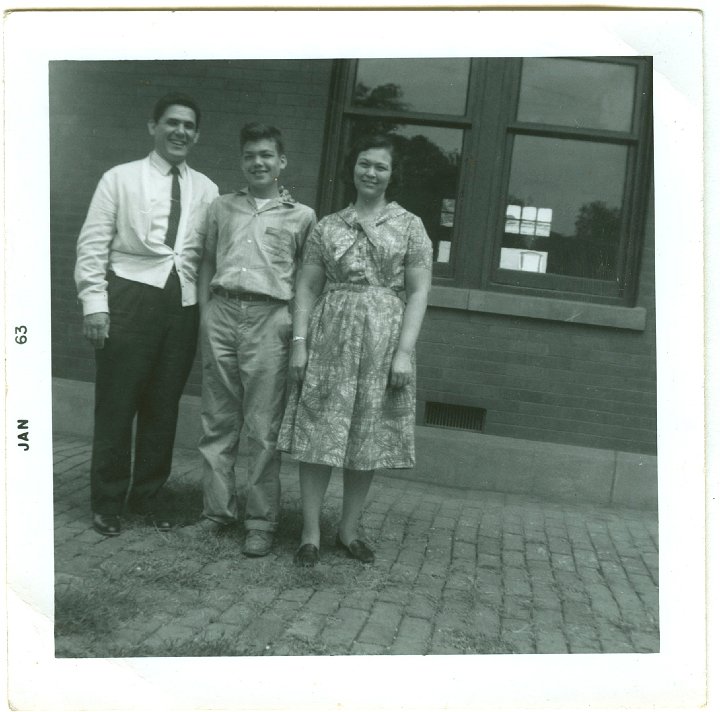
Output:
[386, 427, 657, 510]
[51, 377, 657, 510]
[428, 286, 647, 331]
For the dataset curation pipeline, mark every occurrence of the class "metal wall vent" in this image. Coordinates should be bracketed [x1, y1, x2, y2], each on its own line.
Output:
[424, 401, 486, 432]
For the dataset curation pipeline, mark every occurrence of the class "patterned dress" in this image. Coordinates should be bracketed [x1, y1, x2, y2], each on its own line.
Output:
[278, 202, 432, 470]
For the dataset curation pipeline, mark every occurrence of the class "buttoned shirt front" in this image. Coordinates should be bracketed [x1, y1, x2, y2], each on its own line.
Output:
[205, 189, 317, 301]
[75, 151, 219, 314]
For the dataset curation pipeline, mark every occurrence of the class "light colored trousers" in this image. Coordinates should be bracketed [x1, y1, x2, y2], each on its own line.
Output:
[199, 295, 291, 531]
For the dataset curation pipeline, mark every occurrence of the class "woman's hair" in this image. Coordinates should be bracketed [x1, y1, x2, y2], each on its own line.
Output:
[343, 133, 403, 199]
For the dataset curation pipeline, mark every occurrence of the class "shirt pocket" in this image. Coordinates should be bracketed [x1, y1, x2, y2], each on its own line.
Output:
[261, 226, 294, 264]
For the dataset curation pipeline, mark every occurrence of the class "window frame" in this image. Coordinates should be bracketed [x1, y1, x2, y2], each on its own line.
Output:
[317, 56, 653, 308]
[487, 57, 653, 304]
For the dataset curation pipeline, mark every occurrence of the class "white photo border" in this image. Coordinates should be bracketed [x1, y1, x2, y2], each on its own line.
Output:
[3, 6, 710, 711]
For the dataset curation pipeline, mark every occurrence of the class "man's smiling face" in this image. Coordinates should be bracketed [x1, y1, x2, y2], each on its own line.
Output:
[148, 104, 199, 165]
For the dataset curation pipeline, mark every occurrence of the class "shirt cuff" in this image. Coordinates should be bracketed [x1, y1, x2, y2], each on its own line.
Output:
[82, 294, 109, 316]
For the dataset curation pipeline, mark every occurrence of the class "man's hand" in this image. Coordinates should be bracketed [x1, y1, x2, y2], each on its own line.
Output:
[83, 312, 110, 349]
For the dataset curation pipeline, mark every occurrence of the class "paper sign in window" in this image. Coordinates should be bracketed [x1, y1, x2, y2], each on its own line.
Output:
[505, 204, 521, 234]
[520, 206, 537, 235]
[500, 247, 548, 273]
[536, 208, 553, 237]
[437, 241, 451, 263]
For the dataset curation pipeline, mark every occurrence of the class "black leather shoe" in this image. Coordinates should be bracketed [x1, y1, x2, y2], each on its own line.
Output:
[336, 534, 375, 564]
[293, 543, 319, 567]
[93, 513, 121, 537]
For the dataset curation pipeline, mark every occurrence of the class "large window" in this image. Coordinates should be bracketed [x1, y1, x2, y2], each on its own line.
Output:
[320, 57, 652, 305]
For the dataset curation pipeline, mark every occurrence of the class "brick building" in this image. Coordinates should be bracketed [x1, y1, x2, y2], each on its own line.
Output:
[50, 59, 657, 507]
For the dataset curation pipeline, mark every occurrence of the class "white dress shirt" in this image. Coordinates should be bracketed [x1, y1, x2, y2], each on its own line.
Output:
[75, 151, 219, 315]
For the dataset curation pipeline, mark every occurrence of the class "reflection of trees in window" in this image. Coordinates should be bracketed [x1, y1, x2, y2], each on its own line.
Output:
[502, 197, 621, 280]
[353, 82, 409, 112]
[575, 201, 621, 243]
[349, 83, 460, 261]
[565, 201, 621, 280]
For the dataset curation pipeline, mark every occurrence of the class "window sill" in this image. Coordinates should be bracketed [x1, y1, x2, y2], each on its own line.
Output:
[427, 286, 647, 331]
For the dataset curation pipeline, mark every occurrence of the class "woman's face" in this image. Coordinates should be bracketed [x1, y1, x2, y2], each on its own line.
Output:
[353, 147, 393, 202]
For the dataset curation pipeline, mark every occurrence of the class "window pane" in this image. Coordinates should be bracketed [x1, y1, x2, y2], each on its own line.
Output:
[500, 135, 627, 280]
[352, 58, 470, 116]
[347, 119, 464, 265]
[517, 59, 636, 132]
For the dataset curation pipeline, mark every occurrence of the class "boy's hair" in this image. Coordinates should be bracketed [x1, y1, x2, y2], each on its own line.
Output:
[343, 133, 403, 198]
[240, 122, 285, 155]
[152, 93, 202, 128]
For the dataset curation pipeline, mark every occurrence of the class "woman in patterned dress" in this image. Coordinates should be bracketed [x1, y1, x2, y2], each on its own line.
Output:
[278, 135, 432, 566]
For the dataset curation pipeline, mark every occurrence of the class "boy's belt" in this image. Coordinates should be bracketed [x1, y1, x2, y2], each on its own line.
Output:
[212, 286, 285, 303]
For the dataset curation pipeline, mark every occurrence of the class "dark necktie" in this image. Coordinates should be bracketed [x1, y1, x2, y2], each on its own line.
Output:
[165, 165, 181, 249]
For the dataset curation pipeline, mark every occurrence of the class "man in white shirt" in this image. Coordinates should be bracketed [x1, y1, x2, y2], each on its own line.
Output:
[75, 93, 219, 537]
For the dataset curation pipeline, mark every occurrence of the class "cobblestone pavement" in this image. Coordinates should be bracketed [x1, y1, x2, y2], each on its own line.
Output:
[53, 433, 659, 657]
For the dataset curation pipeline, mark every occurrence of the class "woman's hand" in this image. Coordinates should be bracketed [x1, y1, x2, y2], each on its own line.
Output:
[389, 351, 412, 389]
[289, 341, 309, 383]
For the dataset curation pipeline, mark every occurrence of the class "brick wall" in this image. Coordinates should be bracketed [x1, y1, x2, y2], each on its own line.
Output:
[49, 59, 334, 394]
[416, 203, 657, 454]
[50, 59, 656, 455]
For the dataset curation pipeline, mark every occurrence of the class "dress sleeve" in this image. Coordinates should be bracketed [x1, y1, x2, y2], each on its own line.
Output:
[302, 221, 325, 266]
[405, 215, 433, 270]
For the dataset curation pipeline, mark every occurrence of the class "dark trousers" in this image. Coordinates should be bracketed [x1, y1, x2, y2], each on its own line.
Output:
[90, 270, 199, 515]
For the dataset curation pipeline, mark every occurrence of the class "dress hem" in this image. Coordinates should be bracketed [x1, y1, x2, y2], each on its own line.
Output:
[279, 449, 415, 471]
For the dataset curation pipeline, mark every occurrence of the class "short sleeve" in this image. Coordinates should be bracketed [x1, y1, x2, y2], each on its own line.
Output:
[405, 215, 433, 270]
[295, 208, 318, 259]
[202, 198, 221, 257]
[302, 222, 325, 266]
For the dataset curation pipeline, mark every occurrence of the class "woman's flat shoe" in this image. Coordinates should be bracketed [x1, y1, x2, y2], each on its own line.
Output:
[336, 534, 375, 564]
[294, 543, 319, 567]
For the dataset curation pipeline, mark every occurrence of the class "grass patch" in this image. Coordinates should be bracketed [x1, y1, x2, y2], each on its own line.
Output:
[55, 581, 138, 636]
[119, 634, 245, 658]
[128, 552, 207, 588]
[55, 481, 396, 657]
[105, 632, 332, 658]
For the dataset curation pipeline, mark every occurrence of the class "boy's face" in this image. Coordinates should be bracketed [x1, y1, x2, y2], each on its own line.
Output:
[241, 138, 287, 197]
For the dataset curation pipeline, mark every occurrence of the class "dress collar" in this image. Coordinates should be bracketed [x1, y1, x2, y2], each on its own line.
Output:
[338, 201, 404, 227]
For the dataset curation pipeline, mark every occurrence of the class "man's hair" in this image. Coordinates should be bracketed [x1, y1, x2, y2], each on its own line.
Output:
[240, 122, 285, 155]
[152, 93, 202, 128]
[343, 133, 403, 198]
